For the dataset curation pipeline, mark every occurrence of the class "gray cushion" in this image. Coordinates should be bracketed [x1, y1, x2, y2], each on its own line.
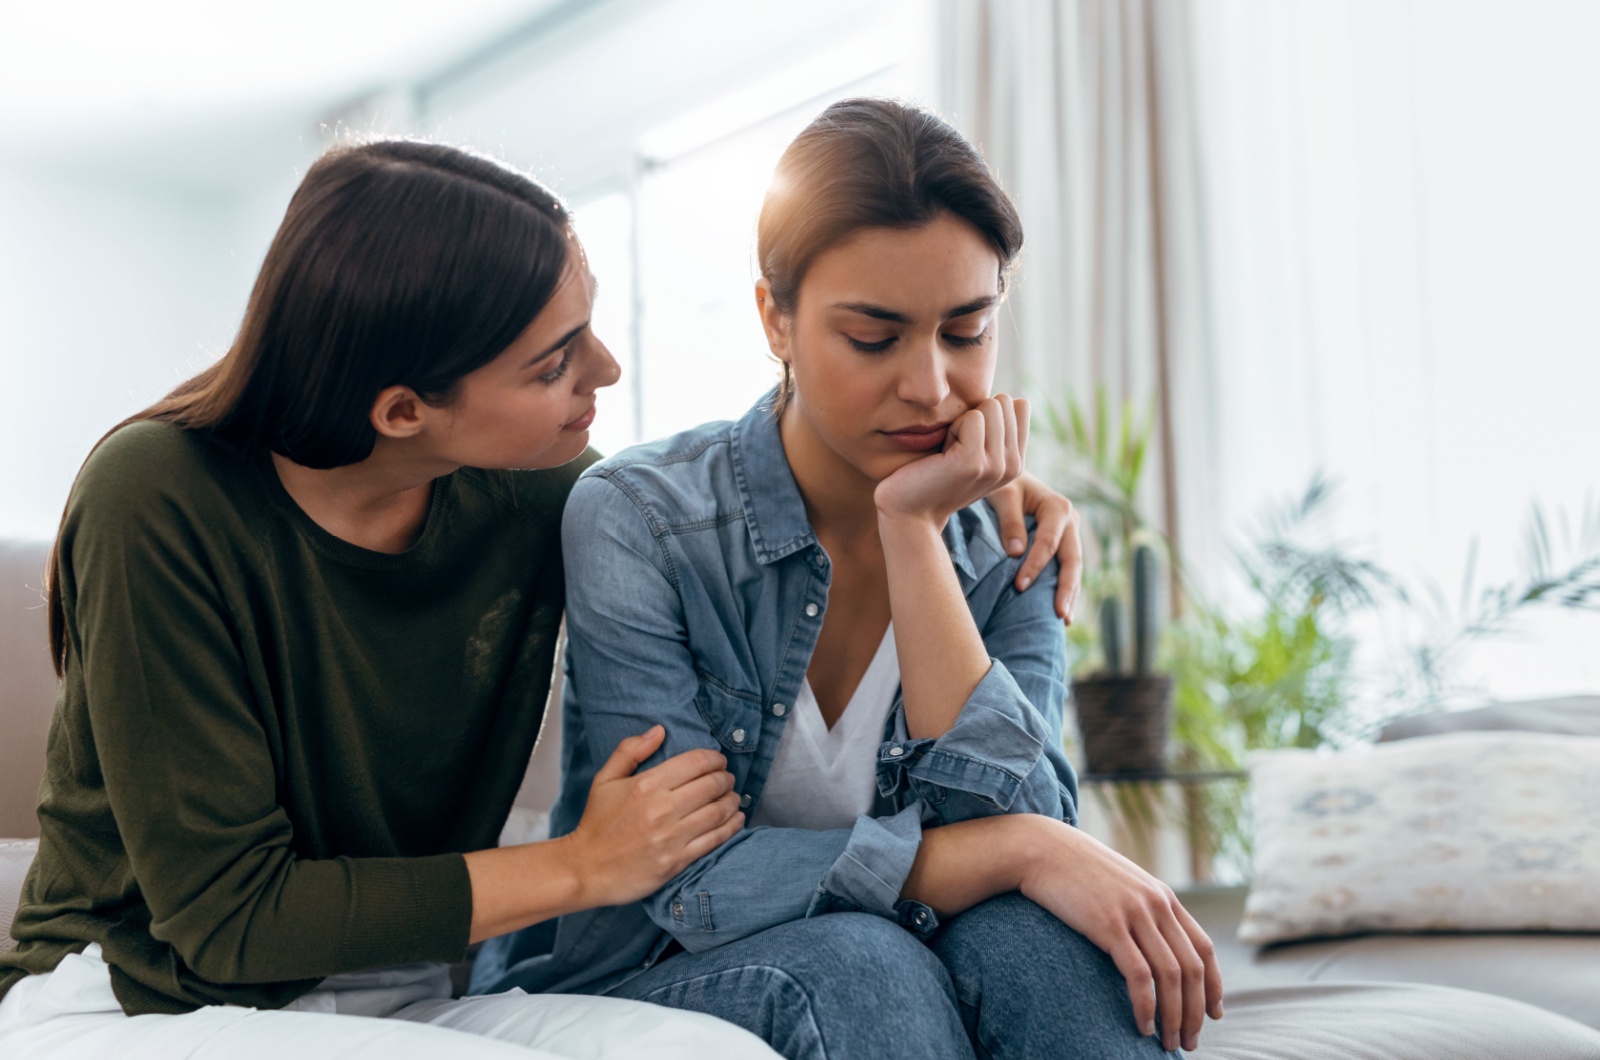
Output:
[1378, 695, 1600, 742]
[1182, 885, 1600, 1032]
[1189, 982, 1600, 1060]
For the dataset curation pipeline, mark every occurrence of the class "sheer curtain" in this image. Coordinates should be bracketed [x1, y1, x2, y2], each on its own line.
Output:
[1188, 0, 1600, 701]
[937, 0, 1222, 590]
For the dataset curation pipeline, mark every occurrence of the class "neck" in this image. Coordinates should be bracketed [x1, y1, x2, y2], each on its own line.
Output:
[271, 438, 455, 554]
[778, 402, 881, 546]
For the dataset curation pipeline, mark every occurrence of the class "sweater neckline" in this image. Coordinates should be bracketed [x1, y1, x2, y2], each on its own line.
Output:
[252, 450, 457, 571]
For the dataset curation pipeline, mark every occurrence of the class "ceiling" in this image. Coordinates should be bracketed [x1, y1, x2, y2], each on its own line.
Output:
[0, 0, 567, 158]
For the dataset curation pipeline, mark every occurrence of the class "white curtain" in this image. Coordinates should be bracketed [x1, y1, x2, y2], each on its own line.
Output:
[937, 0, 1223, 585]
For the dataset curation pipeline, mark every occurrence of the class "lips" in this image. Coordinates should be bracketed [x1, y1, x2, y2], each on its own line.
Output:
[564, 405, 596, 432]
[880, 422, 950, 452]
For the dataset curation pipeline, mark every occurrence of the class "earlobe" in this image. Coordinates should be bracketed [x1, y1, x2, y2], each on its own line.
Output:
[370, 384, 428, 440]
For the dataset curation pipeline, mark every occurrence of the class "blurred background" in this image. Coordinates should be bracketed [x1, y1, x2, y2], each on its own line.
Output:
[2, 0, 1596, 720]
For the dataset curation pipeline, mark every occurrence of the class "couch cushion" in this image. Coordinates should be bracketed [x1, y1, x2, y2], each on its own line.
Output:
[1184, 884, 1600, 1032]
[1, 838, 39, 955]
[1380, 695, 1600, 742]
[1189, 982, 1600, 1060]
[1241, 731, 1600, 943]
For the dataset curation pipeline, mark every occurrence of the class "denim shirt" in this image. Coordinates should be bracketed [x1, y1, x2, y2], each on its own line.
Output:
[471, 394, 1077, 998]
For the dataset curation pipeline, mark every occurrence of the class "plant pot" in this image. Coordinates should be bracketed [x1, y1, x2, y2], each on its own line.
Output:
[1071, 673, 1174, 775]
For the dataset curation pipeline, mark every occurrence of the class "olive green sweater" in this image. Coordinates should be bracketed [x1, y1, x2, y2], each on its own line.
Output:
[0, 421, 591, 1014]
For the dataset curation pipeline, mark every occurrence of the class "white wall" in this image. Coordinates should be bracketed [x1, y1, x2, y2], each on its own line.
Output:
[0, 146, 313, 539]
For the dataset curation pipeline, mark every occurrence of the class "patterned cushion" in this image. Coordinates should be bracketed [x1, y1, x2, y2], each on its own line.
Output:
[1240, 731, 1600, 944]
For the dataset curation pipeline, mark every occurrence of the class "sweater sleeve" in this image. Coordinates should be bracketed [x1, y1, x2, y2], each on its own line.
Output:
[58, 439, 472, 986]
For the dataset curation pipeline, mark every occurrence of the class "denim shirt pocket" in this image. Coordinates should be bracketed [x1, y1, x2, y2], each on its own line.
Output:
[693, 672, 765, 755]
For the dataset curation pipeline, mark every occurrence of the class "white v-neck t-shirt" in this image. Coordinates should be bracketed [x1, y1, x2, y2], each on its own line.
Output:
[750, 623, 900, 831]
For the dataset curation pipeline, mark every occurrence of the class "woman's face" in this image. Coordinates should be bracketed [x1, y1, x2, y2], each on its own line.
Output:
[763, 213, 1003, 483]
[431, 234, 621, 470]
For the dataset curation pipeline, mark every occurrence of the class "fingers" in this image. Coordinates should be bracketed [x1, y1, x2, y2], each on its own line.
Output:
[1173, 898, 1225, 1020]
[1014, 396, 1031, 466]
[667, 766, 736, 812]
[1153, 897, 1209, 1051]
[1016, 499, 1066, 594]
[950, 404, 987, 458]
[1105, 936, 1159, 1042]
[592, 725, 665, 783]
[1054, 511, 1083, 623]
[997, 395, 1021, 482]
[1131, 915, 1185, 1052]
[983, 397, 1007, 478]
[681, 803, 746, 863]
[678, 789, 742, 839]
[647, 746, 731, 790]
[991, 479, 1029, 556]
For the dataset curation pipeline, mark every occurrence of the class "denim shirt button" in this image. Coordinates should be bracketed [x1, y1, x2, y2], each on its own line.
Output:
[672, 901, 685, 918]
[739, 793, 752, 808]
[772, 703, 787, 717]
[804, 602, 819, 617]
[888, 746, 906, 758]
[731, 728, 747, 744]
[915, 910, 930, 925]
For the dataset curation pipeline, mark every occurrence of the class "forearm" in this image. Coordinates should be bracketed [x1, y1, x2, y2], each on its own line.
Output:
[900, 813, 1041, 917]
[463, 837, 589, 944]
[879, 513, 994, 738]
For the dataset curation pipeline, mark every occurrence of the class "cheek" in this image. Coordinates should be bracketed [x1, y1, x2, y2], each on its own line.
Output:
[953, 353, 997, 402]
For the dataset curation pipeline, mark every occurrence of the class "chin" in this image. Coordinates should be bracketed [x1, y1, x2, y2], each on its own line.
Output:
[861, 448, 931, 483]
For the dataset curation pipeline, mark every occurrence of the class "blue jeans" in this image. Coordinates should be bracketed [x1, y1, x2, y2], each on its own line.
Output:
[608, 894, 1179, 1060]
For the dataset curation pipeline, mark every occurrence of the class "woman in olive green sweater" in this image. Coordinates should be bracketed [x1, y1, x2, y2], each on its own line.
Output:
[0, 139, 1081, 1058]
[0, 140, 774, 1059]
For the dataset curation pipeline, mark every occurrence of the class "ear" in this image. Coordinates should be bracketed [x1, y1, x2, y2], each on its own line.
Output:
[369, 385, 430, 440]
[754, 279, 791, 364]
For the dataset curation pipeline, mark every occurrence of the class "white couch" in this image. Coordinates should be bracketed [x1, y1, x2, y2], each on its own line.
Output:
[6, 537, 1600, 1058]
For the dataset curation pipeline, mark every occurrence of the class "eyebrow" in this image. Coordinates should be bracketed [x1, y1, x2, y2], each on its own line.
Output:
[831, 294, 998, 324]
[522, 321, 588, 370]
[522, 273, 599, 369]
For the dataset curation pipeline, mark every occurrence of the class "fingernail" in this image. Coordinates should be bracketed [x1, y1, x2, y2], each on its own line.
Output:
[1018, 576, 1032, 590]
[1142, 1020, 1156, 1037]
[1008, 537, 1025, 555]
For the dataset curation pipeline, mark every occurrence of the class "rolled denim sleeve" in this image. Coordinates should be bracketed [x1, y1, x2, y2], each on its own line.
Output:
[876, 535, 1078, 826]
[561, 475, 929, 953]
[651, 804, 932, 952]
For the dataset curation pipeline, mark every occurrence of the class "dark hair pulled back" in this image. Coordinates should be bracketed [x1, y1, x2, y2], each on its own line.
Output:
[45, 139, 572, 674]
[757, 97, 1024, 409]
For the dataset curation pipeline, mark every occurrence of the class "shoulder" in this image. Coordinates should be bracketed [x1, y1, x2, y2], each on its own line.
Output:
[457, 447, 602, 530]
[958, 502, 1059, 617]
[71, 420, 244, 524]
[567, 419, 743, 535]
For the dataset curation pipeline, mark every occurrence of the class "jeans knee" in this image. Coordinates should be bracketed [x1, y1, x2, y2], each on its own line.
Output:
[783, 913, 953, 1007]
[935, 895, 1131, 1011]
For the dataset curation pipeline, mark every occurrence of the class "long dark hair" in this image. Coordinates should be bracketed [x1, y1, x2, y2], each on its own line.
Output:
[45, 139, 572, 674]
[757, 97, 1025, 411]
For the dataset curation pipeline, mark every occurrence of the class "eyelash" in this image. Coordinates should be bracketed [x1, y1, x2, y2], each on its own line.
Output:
[538, 345, 575, 384]
[844, 330, 989, 353]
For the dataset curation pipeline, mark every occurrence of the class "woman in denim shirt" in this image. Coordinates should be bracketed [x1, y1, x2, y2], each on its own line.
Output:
[474, 99, 1222, 1059]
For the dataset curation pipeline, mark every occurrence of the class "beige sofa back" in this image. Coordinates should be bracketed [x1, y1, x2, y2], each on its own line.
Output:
[1, 540, 56, 840]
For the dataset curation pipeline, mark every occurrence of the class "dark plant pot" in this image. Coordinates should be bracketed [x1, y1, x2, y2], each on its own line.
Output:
[1071, 673, 1174, 775]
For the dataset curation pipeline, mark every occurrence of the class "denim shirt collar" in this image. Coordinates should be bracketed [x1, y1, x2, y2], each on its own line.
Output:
[730, 391, 982, 581]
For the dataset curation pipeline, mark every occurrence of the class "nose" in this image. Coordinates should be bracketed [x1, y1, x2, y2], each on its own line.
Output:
[896, 335, 950, 409]
[582, 332, 623, 392]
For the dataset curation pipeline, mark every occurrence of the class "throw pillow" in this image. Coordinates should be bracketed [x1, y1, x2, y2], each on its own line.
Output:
[1239, 730, 1600, 944]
